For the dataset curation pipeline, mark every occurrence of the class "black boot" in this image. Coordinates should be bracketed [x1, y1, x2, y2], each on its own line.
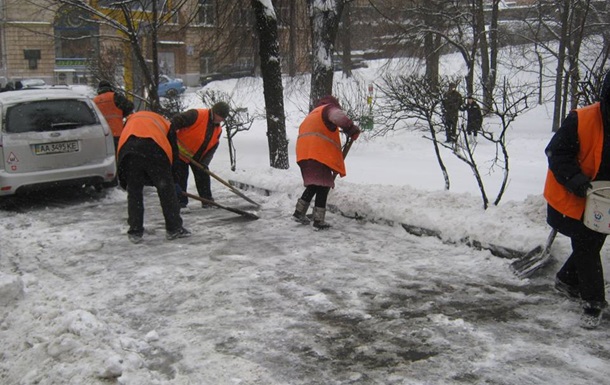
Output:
[292, 198, 310, 224]
[312, 207, 331, 229]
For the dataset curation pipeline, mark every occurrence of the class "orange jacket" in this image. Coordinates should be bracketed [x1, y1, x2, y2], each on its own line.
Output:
[93, 92, 124, 137]
[176, 109, 221, 162]
[544, 102, 604, 219]
[117, 111, 174, 163]
[296, 105, 346, 177]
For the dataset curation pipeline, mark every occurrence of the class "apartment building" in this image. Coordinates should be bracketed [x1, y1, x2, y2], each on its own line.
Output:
[0, 0, 310, 88]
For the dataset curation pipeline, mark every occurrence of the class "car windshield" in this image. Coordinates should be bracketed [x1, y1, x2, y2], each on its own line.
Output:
[6, 99, 97, 133]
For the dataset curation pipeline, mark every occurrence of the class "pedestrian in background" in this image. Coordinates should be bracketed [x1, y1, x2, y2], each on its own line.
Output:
[93, 80, 134, 152]
[293, 95, 361, 229]
[442, 83, 462, 143]
[461, 95, 482, 140]
[171, 102, 230, 208]
[544, 71, 610, 329]
[117, 111, 191, 244]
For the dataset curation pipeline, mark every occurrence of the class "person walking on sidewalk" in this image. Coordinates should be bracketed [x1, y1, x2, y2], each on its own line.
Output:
[544, 71, 610, 329]
[293, 95, 361, 229]
[171, 102, 229, 208]
[93, 80, 134, 152]
[117, 111, 191, 243]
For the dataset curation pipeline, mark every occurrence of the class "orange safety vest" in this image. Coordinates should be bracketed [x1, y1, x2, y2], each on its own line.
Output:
[176, 109, 221, 162]
[296, 105, 346, 177]
[117, 111, 174, 163]
[93, 92, 124, 138]
[544, 102, 604, 219]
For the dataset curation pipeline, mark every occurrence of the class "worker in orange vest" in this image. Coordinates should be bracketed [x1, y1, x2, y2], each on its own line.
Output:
[117, 111, 191, 244]
[294, 95, 361, 229]
[171, 101, 230, 208]
[93, 80, 134, 152]
[544, 71, 610, 329]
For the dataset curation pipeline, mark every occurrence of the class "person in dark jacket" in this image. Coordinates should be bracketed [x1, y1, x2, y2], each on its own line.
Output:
[171, 102, 229, 208]
[117, 111, 191, 244]
[293, 95, 361, 229]
[93, 80, 134, 151]
[442, 83, 462, 143]
[461, 95, 483, 138]
[544, 71, 610, 329]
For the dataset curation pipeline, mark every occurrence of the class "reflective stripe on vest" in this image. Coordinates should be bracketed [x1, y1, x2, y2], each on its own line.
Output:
[296, 105, 346, 177]
[543, 102, 604, 219]
[176, 109, 221, 162]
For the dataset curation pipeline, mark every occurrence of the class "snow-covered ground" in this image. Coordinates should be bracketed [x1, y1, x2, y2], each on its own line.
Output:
[2, 52, 610, 384]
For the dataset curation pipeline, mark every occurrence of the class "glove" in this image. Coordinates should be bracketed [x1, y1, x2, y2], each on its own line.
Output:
[350, 125, 361, 141]
[565, 173, 592, 198]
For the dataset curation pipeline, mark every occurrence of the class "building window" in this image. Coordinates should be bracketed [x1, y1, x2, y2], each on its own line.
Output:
[276, 1, 290, 29]
[198, 0, 215, 26]
[200, 52, 214, 74]
[54, 6, 98, 59]
[98, 0, 165, 12]
[231, 6, 253, 27]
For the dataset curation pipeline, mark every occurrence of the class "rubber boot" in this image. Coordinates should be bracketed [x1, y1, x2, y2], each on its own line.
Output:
[312, 206, 331, 230]
[292, 198, 310, 224]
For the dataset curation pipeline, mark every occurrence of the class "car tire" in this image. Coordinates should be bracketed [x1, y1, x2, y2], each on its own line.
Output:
[166, 88, 178, 97]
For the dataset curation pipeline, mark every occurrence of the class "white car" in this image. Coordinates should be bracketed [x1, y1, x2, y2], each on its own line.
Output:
[0, 87, 117, 196]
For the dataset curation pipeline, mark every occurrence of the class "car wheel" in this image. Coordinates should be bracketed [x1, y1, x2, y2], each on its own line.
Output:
[166, 88, 178, 97]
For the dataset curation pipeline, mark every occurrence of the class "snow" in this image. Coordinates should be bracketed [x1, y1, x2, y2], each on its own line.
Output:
[2, 52, 610, 384]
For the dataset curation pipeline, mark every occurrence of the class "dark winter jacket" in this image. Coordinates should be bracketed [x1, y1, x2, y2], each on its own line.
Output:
[461, 100, 482, 132]
[544, 71, 610, 234]
[442, 89, 462, 122]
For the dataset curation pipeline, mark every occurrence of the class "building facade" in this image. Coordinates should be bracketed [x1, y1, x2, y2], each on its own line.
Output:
[0, 0, 310, 88]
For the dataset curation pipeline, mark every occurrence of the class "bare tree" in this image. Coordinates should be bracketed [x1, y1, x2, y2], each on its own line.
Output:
[376, 74, 451, 190]
[251, 0, 289, 169]
[21, 0, 196, 112]
[377, 73, 535, 209]
[200, 89, 254, 172]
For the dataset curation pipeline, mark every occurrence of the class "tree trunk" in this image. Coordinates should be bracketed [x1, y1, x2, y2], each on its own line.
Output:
[149, 0, 161, 112]
[308, 0, 344, 109]
[552, 0, 571, 132]
[340, 2, 352, 78]
[288, 2, 297, 77]
[251, 0, 290, 170]
[475, 0, 489, 102]
[424, 32, 441, 89]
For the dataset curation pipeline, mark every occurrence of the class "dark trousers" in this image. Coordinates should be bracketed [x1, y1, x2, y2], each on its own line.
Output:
[174, 159, 213, 206]
[466, 124, 479, 137]
[122, 152, 183, 234]
[300, 185, 331, 208]
[556, 223, 606, 304]
[445, 117, 457, 142]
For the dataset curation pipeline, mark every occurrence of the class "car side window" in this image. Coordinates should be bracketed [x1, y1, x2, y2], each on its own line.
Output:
[6, 100, 97, 133]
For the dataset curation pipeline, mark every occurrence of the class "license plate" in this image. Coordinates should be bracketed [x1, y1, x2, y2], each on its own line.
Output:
[34, 140, 79, 155]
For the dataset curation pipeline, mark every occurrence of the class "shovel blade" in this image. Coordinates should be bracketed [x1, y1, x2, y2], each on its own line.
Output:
[510, 228, 557, 279]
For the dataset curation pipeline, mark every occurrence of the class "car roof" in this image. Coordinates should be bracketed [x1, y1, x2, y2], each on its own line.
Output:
[0, 87, 91, 106]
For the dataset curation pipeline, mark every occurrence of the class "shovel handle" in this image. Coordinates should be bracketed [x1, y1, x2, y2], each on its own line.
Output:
[179, 148, 261, 207]
[182, 192, 258, 220]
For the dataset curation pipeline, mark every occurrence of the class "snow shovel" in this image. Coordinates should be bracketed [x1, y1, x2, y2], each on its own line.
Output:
[331, 137, 354, 180]
[510, 228, 557, 279]
[182, 191, 259, 220]
[179, 149, 261, 208]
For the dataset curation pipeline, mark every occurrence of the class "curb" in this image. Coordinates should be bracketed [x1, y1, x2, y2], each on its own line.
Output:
[229, 179, 528, 260]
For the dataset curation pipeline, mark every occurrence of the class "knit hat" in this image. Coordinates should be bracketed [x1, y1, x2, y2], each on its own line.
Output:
[97, 80, 113, 93]
[212, 101, 230, 119]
